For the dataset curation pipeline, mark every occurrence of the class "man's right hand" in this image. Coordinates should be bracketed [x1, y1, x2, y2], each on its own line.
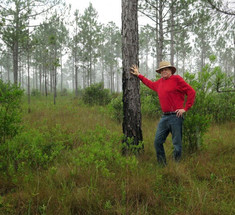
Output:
[130, 64, 140, 76]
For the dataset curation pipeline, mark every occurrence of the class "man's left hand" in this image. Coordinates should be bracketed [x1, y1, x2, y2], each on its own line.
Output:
[175, 109, 185, 117]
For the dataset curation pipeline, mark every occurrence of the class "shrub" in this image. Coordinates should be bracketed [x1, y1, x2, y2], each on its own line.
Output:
[182, 90, 212, 152]
[0, 127, 65, 173]
[182, 56, 235, 152]
[82, 83, 111, 106]
[72, 126, 138, 178]
[60, 88, 68, 96]
[140, 84, 161, 118]
[207, 92, 235, 123]
[0, 80, 23, 144]
[107, 84, 162, 123]
[107, 94, 123, 123]
[31, 89, 41, 97]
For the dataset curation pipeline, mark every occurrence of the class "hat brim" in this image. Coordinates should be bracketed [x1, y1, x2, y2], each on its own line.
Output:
[156, 66, 176, 74]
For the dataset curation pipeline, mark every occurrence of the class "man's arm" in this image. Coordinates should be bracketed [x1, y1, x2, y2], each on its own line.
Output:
[130, 65, 158, 92]
[177, 75, 196, 112]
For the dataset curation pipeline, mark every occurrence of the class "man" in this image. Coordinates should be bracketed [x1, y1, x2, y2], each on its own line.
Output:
[130, 61, 196, 165]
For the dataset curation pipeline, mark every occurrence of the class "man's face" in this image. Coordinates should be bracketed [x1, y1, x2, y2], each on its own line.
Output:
[160, 68, 172, 79]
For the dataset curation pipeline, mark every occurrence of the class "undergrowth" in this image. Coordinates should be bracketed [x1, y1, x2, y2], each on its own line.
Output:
[0, 96, 234, 215]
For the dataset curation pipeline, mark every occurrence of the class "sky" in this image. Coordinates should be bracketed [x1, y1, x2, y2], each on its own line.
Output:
[67, 0, 122, 27]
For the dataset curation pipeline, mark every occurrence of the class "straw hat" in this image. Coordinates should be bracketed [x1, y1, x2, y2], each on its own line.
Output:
[156, 61, 176, 74]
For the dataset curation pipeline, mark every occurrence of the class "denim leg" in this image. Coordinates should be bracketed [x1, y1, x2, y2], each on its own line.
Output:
[154, 116, 170, 165]
[169, 115, 183, 161]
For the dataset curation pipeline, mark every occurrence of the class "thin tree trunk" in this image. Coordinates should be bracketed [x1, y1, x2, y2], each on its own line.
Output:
[183, 53, 185, 77]
[122, 0, 143, 154]
[61, 52, 63, 92]
[155, 0, 159, 66]
[75, 65, 78, 97]
[158, 0, 164, 64]
[201, 35, 205, 71]
[111, 66, 114, 93]
[116, 69, 119, 92]
[13, 41, 19, 85]
[54, 66, 57, 105]
[27, 48, 31, 113]
[32, 66, 35, 90]
[146, 43, 149, 74]
[0, 66, 2, 80]
[39, 64, 42, 93]
[13, 4, 19, 86]
[54, 48, 57, 105]
[50, 68, 53, 93]
[82, 64, 86, 89]
[101, 53, 104, 86]
[234, 35, 235, 87]
[8, 68, 10, 82]
[176, 49, 179, 74]
[89, 57, 92, 86]
[72, 58, 75, 92]
[170, 0, 175, 65]
[35, 65, 38, 90]
[44, 65, 48, 96]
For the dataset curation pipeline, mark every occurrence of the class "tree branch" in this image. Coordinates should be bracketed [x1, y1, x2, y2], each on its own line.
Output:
[207, 0, 235, 16]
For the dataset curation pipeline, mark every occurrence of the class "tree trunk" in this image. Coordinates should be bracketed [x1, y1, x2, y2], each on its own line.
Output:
[54, 66, 57, 105]
[39, 64, 42, 93]
[13, 41, 19, 85]
[0, 66, 2, 80]
[54, 48, 57, 105]
[27, 49, 31, 113]
[155, 0, 159, 66]
[72, 58, 75, 92]
[122, 0, 143, 154]
[75, 65, 78, 97]
[83, 66, 86, 89]
[61, 52, 63, 92]
[8, 68, 10, 82]
[44, 65, 48, 96]
[158, 0, 164, 64]
[200, 35, 205, 71]
[176, 49, 179, 74]
[88, 53, 92, 87]
[170, 0, 175, 65]
[116, 69, 119, 92]
[233, 35, 235, 87]
[146, 43, 149, 74]
[101, 58, 104, 86]
[12, 4, 20, 85]
[110, 66, 114, 93]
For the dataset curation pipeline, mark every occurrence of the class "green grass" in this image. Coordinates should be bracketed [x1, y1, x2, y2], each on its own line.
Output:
[0, 95, 234, 215]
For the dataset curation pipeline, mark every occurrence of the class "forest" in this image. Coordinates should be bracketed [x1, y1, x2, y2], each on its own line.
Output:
[0, 0, 235, 214]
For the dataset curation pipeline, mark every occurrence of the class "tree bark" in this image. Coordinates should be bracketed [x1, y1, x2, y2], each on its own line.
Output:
[234, 34, 235, 87]
[44, 65, 48, 96]
[53, 49, 57, 105]
[122, 0, 143, 154]
[60, 52, 63, 92]
[200, 35, 205, 71]
[39, 64, 42, 93]
[27, 49, 31, 113]
[13, 41, 19, 85]
[158, 0, 164, 64]
[170, 0, 175, 65]
[75, 65, 78, 97]
[155, 0, 159, 66]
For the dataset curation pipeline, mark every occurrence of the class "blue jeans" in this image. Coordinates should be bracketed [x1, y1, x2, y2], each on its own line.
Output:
[154, 114, 183, 165]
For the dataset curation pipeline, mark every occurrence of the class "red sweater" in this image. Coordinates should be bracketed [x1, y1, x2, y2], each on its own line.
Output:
[138, 74, 196, 112]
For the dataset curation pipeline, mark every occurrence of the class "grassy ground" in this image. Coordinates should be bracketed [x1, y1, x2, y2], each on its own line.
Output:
[0, 95, 234, 215]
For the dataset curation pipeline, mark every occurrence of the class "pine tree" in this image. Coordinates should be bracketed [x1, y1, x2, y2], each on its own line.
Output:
[122, 0, 143, 154]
